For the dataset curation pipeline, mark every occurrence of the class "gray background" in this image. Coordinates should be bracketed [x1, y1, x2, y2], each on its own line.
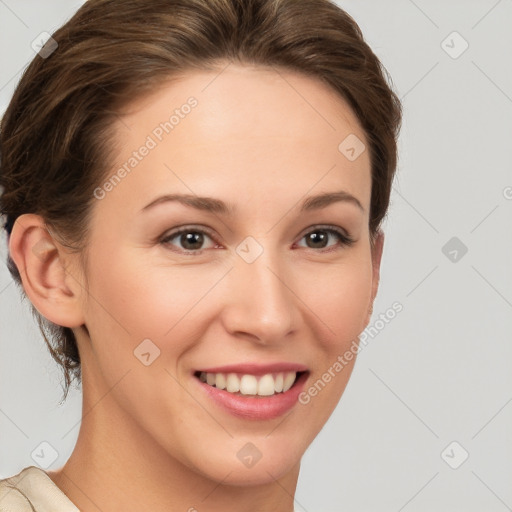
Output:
[1, 1, 511, 511]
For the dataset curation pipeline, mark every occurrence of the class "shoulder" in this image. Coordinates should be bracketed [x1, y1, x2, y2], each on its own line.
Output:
[0, 467, 79, 512]
[0, 467, 38, 511]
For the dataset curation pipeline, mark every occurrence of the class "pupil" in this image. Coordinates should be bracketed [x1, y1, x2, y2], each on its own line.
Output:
[308, 231, 327, 248]
[182, 232, 203, 250]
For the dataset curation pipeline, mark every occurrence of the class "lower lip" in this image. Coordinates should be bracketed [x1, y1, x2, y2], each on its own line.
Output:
[196, 372, 309, 420]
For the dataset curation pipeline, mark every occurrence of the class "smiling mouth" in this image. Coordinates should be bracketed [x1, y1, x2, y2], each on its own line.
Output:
[193, 370, 307, 397]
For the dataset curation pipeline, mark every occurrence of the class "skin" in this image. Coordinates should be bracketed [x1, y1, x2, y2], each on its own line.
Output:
[9, 63, 384, 512]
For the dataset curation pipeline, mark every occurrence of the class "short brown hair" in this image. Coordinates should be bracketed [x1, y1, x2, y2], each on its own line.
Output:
[0, 0, 402, 401]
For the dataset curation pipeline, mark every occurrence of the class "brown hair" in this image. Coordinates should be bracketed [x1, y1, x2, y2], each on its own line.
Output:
[0, 0, 402, 401]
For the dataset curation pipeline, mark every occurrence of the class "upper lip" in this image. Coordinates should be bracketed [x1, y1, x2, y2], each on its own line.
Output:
[195, 362, 309, 376]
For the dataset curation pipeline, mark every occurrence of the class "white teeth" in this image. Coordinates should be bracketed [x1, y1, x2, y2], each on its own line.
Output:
[257, 374, 275, 396]
[283, 372, 296, 392]
[215, 373, 226, 390]
[240, 375, 258, 395]
[226, 373, 240, 393]
[199, 371, 299, 396]
[274, 373, 284, 392]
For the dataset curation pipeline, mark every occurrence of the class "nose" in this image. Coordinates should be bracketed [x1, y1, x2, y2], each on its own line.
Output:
[220, 246, 298, 346]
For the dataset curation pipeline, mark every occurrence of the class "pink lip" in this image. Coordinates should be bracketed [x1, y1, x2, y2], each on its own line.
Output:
[196, 362, 309, 376]
[195, 370, 309, 421]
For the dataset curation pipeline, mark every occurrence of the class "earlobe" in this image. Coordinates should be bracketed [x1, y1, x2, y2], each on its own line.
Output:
[8, 214, 86, 328]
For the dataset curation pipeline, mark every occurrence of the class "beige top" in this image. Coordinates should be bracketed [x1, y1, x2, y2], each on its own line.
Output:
[0, 466, 79, 512]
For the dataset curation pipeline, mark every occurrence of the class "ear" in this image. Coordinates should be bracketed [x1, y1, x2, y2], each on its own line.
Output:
[8, 214, 86, 328]
[365, 229, 385, 325]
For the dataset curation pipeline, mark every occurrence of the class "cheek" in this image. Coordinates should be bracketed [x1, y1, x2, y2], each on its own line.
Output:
[293, 252, 373, 422]
[297, 253, 374, 346]
[82, 248, 229, 362]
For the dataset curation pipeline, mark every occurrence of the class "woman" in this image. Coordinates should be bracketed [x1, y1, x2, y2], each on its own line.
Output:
[0, 0, 401, 510]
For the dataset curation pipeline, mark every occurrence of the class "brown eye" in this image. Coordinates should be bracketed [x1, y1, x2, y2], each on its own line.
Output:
[297, 227, 354, 251]
[160, 227, 217, 253]
[179, 232, 204, 250]
[305, 230, 329, 249]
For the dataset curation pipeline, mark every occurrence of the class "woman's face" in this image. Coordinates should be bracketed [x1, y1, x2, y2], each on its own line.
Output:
[74, 64, 382, 484]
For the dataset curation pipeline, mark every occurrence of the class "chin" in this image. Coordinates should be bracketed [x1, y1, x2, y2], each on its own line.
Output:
[212, 456, 301, 487]
[183, 439, 304, 487]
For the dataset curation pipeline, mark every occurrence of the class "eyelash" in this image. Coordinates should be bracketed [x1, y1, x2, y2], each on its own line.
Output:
[159, 225, 355, 255]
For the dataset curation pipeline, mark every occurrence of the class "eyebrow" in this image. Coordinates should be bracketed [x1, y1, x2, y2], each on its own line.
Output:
[140, 190, 364, 215]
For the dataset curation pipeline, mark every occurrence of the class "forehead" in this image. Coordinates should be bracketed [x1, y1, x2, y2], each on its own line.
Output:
[120, 64, 366, 146]
[101, 64, 371, 216]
